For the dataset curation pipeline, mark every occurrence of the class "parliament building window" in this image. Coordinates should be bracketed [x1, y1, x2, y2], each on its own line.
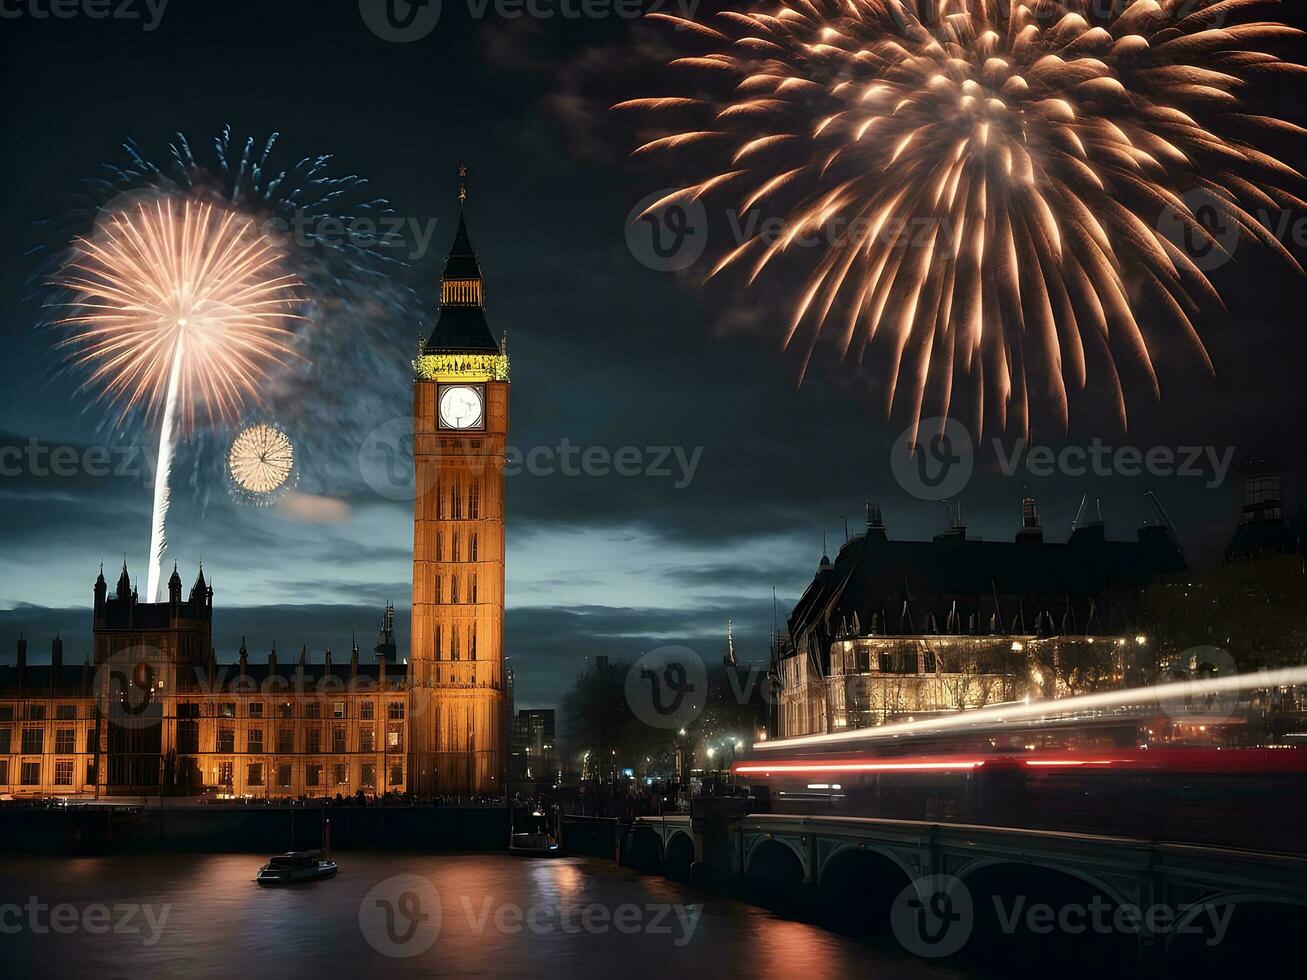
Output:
[362, 764, 376, 788]
[0, 760, 7, 784]
[332, 727, 347, 753]
[334, 764, 349, 786]
[306, 701, 322, 719]
[21, 762, 40, 785]
[249, 702, 264, 718]
[387, 701, 404, 720]
[306, 764, 321, 787]
[307, 728, 322, 753]
[55, 729, 74, 754]
[0, 728, 10, 754]
[54, 761, 73, 785]
[21, 728, 42, 754]
[217, 728, 235, 753]
[56, 704, 76, 720]
[277, 764, 292, 788]
[468, 480, 480, 519]
[248, 729, 264, 752]
[360, 701, 374, 720]
[389, 763, 403, 786]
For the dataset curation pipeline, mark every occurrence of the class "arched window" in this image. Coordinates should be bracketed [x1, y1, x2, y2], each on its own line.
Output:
[468, 480, 480, 519]
[434, 624, 442, 661]
[470, 573, 477, 603]
[469, 533, 478, 562]
[451, 575, 459, 604]
[468, 626, 476, 661]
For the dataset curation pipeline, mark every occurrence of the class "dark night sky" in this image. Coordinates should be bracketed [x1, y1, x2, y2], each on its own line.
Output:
[2, 1, 1307, 713]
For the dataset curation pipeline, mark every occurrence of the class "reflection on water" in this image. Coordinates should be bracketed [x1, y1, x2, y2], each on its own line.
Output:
[0, 853, 959, 979]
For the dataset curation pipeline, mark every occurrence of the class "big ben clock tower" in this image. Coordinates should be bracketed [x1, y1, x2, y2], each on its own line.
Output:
[410, 170, 508, 797]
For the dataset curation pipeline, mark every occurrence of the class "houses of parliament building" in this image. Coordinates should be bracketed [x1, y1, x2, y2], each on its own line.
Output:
[0, 189, 510, 800]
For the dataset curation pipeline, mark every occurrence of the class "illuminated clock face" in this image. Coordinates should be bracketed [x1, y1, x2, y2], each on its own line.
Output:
[438, 384, 484, 429]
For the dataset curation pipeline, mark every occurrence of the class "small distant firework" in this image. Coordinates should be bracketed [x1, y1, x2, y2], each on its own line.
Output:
[228, 422, 296, 502]
[51, 194, 302, 600]
[622, 1, 1307, 434]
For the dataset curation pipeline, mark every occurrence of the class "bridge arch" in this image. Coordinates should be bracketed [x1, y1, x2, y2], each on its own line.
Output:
[625, 824, 663, 874]
[743, 837, 806, 912]
[815, 843, 914, 934]
[743, 834, 807, 880]
[956, 859, 1139, 974]
[663, 830, 695, 882]
[1166, 892, 1305, 972]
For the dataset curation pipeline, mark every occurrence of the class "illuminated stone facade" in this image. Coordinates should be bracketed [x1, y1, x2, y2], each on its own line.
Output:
[776, 502, 1182, 738]
[0, 565, 412, 799]
[408, 204, 508, 797]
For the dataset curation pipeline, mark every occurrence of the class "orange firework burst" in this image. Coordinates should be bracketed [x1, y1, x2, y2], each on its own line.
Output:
[620, 0, 1307, 433]
[51, 193, 302, 601]
[52, 194, 302, 430]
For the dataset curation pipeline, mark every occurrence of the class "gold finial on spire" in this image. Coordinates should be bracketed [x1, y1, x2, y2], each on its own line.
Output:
[458, 163, 467, 205]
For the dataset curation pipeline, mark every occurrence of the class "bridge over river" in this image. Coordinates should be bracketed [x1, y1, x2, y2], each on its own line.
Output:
[621, 807, 1306, 974]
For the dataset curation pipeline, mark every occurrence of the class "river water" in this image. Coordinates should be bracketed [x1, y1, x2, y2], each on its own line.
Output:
[0, 853, 961, 978]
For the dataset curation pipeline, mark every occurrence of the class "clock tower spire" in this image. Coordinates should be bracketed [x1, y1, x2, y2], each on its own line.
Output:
[409, 167, 509, 797]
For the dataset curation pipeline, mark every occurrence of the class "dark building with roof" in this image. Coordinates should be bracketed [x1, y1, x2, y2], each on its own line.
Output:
[776, 499, 1186, 738]
[1227, 458, 1302, 558]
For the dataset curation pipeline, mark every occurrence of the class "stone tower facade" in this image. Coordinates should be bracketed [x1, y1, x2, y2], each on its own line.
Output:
[409, 189, 509, 797]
